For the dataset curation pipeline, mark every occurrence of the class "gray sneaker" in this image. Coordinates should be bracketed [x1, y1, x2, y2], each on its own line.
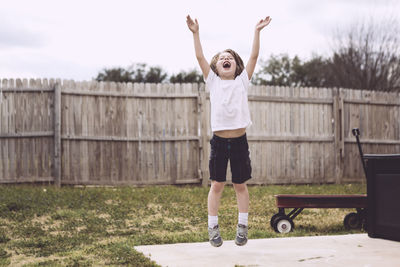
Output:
[235, 224, 248, 246]
[208, 225, 223, 247]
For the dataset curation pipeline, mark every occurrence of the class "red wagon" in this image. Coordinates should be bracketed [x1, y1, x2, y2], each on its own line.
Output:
[271, 129, 368, 233]
[271, 194, 367, 233]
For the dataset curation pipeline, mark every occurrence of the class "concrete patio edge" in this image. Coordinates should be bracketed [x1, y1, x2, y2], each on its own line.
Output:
[135, 234, 400, 267]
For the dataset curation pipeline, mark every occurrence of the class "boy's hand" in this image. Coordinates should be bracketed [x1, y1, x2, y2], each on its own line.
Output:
[255, 16, 272, 31]
[186, 15, 199, 33]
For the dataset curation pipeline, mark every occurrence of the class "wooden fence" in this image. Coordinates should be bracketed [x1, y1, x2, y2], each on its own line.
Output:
[1, 78, 400, 186]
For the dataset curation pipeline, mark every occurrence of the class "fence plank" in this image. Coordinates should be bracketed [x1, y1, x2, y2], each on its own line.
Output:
[54, 81, 61, 186]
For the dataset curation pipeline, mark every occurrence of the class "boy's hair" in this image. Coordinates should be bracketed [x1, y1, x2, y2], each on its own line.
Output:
[210, 49, 244, 78]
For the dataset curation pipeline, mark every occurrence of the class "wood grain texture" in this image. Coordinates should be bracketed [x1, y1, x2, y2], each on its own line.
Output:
[1, 79, 399, 185]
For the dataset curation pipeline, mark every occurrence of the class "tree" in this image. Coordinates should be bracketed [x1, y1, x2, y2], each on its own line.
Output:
[169, 69, 203, 83]
[130, 63, 147, 83]
[95, 67, 134, 83]
[95, 63, 168, 83]
[328, 18, 400, 91]
[253, 54, 331, 87]
[254, 18, 400, 91]
[292, 56, 333, 87]
[253, 54, 294, 86]
[144, 66, 168, 83]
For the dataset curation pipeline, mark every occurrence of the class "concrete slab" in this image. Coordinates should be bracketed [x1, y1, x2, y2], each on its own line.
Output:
[135, 234, 400, 267]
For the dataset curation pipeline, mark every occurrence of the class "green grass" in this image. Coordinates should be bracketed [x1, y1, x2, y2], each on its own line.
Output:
[0, 183, 366, 266]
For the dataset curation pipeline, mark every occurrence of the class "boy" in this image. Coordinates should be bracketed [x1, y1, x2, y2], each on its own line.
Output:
[186, 15, 271, 247]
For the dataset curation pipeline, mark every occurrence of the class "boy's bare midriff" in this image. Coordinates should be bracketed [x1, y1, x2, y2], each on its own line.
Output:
[214, 128, 246, 138]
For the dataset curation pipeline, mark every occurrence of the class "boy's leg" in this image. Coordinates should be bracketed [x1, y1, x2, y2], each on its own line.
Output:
[233, 183, 249, 213]
[233, 182, 249, 246]
[207, 180, 225, 247]
[208, 181, 226, 216]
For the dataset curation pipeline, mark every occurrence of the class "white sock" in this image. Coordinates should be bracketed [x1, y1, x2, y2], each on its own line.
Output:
[238, 213, 248, 226]
[208, 215, 218, 228]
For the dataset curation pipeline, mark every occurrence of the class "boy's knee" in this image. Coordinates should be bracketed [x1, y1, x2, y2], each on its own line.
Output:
[211, 181, 225, 193]
[233, 183, 247, 193]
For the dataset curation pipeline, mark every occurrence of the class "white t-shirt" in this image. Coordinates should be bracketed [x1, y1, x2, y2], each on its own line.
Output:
[206, 69, 252, 132]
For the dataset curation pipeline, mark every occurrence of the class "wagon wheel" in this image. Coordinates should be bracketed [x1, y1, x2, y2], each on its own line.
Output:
[270, 213, 281, 228]
[273, 215, 294, 233]
[344, 212, 362, 230]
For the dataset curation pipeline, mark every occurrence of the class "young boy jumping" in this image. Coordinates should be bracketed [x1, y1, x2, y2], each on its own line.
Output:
[186, 15, 271, 247]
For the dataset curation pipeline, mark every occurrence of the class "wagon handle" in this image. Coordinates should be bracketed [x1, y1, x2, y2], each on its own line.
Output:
[352, 128, 367, 178]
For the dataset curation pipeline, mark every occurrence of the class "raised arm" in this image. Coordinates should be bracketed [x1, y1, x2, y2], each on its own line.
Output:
[246, 16, 272, 79]
[186, 15, 210, 79]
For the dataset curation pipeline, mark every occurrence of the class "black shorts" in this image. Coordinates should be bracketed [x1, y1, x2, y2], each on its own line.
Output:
[209, 133, 252, 184]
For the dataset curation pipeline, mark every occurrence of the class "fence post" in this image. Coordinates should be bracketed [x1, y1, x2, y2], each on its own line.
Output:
[53, 81, 62, 187]
[333, 88, 344, 183]
[198, 85, 209, 187]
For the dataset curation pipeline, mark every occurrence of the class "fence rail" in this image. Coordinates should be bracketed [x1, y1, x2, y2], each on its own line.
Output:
[1, 78, 400, 186]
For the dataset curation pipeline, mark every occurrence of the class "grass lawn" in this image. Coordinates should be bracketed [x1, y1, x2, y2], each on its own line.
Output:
[0, 183, 366, 266]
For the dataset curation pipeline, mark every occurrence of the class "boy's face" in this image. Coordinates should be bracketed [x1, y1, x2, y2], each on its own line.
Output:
[216, 52, 237, 80]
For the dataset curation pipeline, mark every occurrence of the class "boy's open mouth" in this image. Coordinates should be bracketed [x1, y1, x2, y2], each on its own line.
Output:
[223, 61, 231, 69]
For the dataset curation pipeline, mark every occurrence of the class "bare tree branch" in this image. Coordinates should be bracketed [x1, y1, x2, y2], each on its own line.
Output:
[330, 17, 400, 91]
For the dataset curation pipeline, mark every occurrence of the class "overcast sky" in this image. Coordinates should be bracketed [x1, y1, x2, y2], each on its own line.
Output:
[0, 0, 399, 81]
